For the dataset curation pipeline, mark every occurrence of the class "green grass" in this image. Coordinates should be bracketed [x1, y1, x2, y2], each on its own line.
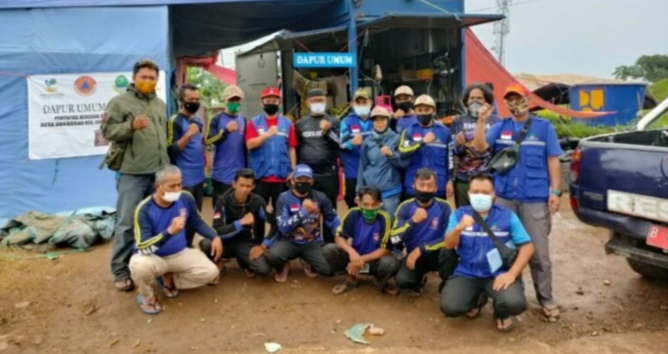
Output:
[534, 110, 619, 138]
[647, 78, 668, 129]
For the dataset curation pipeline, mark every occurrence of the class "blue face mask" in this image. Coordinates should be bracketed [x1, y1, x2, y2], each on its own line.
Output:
[354, 106, 371, 117]
[469, 193, 493, 212]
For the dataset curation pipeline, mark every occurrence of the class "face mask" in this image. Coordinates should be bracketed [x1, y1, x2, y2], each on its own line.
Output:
[469, 193, 493, 212]
[361, 208, 379, 223]
[416, 114, 433, 126]
[396, 102, 413, 112]
[263, 103, 279, 115]
[415, 190, 434, 204]
[163, 191, 181, 203]
[294, 182, 312, 195]
[135, 81, 156, 95]
[506, 97, 529, 116]
[354, 106, 371, 117]
[226, 102, 241, 114]
[468, 101, 483, 118]
[310, 103, 326, 115]
[183, 101, 200, 114]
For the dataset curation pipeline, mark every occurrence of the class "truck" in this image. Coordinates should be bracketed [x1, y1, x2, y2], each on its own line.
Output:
[569, 98, 668, 281]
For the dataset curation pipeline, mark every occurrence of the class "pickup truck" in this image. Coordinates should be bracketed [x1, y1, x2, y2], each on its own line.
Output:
[569, 98, 668, 281]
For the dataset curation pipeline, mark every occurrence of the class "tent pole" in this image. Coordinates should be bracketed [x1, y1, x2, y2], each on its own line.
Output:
[348, 0, 358, 97]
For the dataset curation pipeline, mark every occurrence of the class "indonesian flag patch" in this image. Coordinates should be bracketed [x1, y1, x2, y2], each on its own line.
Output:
[412, 133, 423, 142]
[290, 204, 300, 212]
[501, 131, 512, 140]
[351, 125, 360, 134]
[213, 212, 221, 219]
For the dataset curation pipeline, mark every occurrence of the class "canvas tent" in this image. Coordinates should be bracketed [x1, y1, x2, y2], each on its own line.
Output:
[0, 0, 348, 219]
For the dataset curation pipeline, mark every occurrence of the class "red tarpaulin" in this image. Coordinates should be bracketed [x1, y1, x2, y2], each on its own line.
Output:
[464, 29, 613, 119]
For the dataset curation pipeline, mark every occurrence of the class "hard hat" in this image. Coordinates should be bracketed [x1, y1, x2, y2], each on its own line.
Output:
[394, 85, 414, 97]
[414, 94, 436, 108]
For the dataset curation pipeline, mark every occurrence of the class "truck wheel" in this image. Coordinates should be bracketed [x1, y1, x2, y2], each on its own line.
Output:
[626, 258, 668, 281]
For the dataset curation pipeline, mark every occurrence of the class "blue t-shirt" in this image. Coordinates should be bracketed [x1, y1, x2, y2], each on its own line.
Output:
[337, 208, 392, 255]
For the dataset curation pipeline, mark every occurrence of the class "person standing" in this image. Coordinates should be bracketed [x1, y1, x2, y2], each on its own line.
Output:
[340, 88, 374, 209]
[390, 85, 418, 133]
[472, 83, 563, 322]
[167, 84, 205, 248]
[451, 84, 501, 207]
[398, 94, 454, 199]
[356, 106, 406, 216]
[206, 85, 247, 208]
[245, 87, 297, 212]
[294, 88, 341, 210]
[101, 59, 169, 292]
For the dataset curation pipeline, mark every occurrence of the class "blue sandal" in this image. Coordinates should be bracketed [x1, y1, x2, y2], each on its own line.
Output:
[136, 294, 162, 315]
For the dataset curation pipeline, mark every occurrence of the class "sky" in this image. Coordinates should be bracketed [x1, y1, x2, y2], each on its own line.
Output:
[221, 0, 668, 79]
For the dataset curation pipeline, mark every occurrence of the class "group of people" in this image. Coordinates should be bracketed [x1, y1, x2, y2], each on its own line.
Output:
[101, 59, 564, 332]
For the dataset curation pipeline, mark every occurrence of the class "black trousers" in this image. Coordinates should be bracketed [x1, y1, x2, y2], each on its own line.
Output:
[454, 179, 471, 208]
[199, 238, 273, 276]
[184, 182, 204, 247]
[440, 275, 527, 319]
[395, 248, 458, 292]
[264, 240, 332, 276]
[323, 244, 400, 290]
[211, 179, 232, 210]
[344, 178, 357, 209]
[313, 173, 339, 211]
[254, 181, 288, 212]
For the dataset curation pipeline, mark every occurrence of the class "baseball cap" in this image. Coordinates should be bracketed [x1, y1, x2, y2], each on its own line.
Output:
[353, 88, 371, 100]
[261, 87, 281, 99]
[222, 85, 244, 101]
[414, 94, 436, 108]
[370, 106, 390, 119]
[394, 85, 414, 97]
[307, 88, 326, 99]
[504, 83, 529, 98]
[293, 164, 313, 179]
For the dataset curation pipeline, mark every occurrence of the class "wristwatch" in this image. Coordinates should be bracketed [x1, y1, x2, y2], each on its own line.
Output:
[550, 189, 563, 197]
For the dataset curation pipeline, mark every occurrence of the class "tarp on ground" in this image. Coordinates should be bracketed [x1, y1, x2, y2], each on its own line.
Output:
[464, 28, 615, 119]
[0, 6, 171, 219]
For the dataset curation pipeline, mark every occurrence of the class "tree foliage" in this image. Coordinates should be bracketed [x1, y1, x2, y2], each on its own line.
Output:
[185, 67, 227, 108]
[613, 54, 668, 82]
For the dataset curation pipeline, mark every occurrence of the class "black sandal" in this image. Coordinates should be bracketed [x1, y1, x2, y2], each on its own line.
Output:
[496, 317, 516, 333]
[114, 278, 134, 292]
[467, 293, 489, 319]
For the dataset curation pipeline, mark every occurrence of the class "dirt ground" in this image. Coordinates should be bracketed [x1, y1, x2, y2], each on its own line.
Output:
[1, 197, 667, 354]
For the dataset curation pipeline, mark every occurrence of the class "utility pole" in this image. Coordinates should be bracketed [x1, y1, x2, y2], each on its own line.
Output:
[493, 0, 511, 65]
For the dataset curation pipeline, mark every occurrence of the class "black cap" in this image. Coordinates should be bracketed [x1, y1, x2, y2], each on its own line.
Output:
[307, 88, 326, 99]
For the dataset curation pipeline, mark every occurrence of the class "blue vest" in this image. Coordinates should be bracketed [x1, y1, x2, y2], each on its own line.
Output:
[341, 114, 373, 180]
[453, 205, 514, 279]
[212, 113, 246, 184]
[491, 116, 551, 202]
[403, 122, 452, 195]
[249, 114, 292, 179]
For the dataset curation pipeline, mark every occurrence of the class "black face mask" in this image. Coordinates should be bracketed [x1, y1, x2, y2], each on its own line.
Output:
[263, 104, 280, 115]
[415, 190, 434, 204]
[416, 114, 433, 126]
[396, 102, 413, 112]
[294, 182, 312, 195]
[183, 101, 201, 114]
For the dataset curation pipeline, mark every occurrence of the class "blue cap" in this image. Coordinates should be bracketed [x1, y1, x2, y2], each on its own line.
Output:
[293, 164, 313, 179]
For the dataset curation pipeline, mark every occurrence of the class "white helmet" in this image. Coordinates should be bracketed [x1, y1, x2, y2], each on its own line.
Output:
[394, 85, 414, 98]
[414, 94, 436, 108]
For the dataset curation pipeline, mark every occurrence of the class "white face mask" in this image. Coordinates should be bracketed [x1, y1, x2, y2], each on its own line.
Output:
[163, 191, 181, 203]
[310, 103, 326, 115]
[469, 193, 493, 212]
[354, 106, 371, 117]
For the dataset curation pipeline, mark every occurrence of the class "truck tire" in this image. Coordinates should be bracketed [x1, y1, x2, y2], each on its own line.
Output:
[626, 258, 668, 281]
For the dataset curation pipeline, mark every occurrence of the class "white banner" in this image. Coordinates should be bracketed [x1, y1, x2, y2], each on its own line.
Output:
[27, 71, 167, 160]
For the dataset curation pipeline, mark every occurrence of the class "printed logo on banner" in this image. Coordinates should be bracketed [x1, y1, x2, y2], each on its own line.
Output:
[112, 75, 130, 94]
[74, 76, 97, 96]
[44, 78, 58, 93]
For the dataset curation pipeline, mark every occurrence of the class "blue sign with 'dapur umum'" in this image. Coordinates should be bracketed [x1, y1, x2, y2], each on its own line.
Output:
[293, 52, 357, 68]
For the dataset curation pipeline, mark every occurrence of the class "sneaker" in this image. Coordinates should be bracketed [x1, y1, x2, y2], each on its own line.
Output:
[299, 259, 317, 278]
[274, 264, 290, 283]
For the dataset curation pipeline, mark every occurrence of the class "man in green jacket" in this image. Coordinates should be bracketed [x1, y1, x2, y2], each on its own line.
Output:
[101, 59, 170, 291]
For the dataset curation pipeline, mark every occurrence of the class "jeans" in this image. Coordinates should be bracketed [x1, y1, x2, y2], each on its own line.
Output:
[440, 275, 527, 319]
[111, 173, 155, 280]
[184, 182, 204, 247]
[381, 195, 400, 219]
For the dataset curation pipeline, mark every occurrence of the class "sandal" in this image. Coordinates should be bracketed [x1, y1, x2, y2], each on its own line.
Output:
[542, 306, 560, 322]
[136, 294, 162, 315]
[274, 264, 290, 283]
[332, 280, 358, 295]
[114, 278, 134, 292]
[466, 293, 489, 319]
[299, 259, 318, 278]
[496, 317, 516, 333]
[156, 276, 179, 298]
